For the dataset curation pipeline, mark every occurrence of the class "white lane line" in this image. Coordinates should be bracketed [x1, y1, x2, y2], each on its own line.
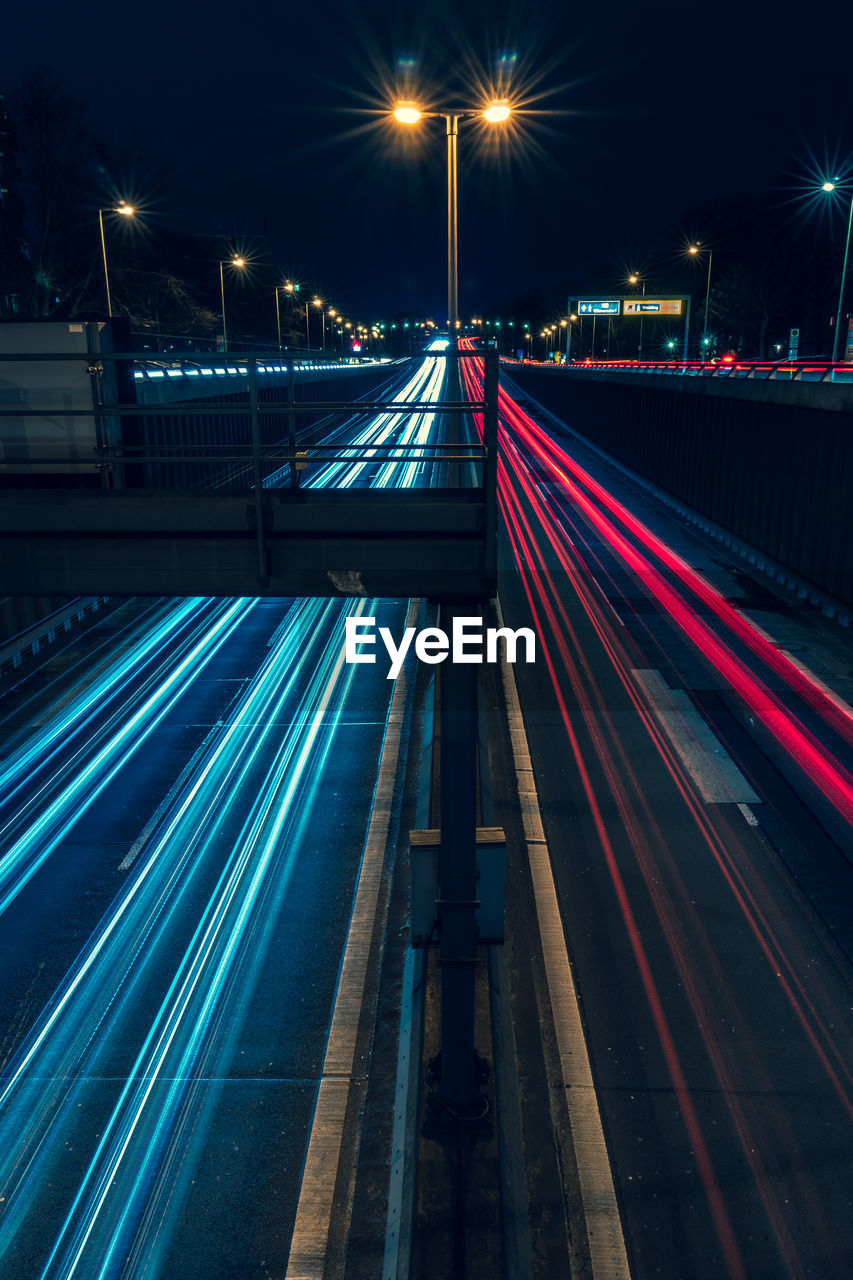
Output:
[737, 803, 760, 827]
[285, 599, 420, 1280]
[498, 600, 632, 1280]
[631, 668, 760, 805]
[382, 945, 423, 1280]
[117, 719, 225, 871]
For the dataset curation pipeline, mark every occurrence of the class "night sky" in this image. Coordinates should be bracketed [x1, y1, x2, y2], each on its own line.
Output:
[3, 0, 852, 321]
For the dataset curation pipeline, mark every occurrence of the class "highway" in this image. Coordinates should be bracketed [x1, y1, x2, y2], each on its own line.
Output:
[0, 348, 448, 1279]
[2, 339, 852, 1278]
[461, 342, 853, 1278]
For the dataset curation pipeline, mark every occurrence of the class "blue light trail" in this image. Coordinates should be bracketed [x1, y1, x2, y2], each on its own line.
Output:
[0, 348, 448, 1276]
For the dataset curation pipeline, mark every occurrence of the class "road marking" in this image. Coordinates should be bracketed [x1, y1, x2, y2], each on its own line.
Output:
[498, 600, 632, 1280]
[631, 668, 760, 804]
[737, 803, 760, 827]
[382, 945, 424, 1280]
[286, 599, 419, 1280]
[117, 720, 225, 871]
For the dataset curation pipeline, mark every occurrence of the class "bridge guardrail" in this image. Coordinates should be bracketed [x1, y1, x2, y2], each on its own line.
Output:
[0, 345, 499, 600]
[504, 357, 853, 384]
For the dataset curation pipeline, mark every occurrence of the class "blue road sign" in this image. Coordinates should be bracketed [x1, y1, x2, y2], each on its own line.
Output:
[577, 300, 621, 315]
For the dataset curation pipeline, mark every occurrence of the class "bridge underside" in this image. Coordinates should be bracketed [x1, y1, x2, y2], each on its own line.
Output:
[1, 487, 493, 599]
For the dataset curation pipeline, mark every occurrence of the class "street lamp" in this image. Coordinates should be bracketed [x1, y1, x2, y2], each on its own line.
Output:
[688, 244, 713, 364]
[392, 98, 511, 336]
[218, 256, 245, 353]
[97, 203, 135, 318]
[284, 280, 308, 348]
[627, 272, 646, 361]
[274, 284, 286, 351]
[822, 181, 853, 364]
[313, 297, 325, 352]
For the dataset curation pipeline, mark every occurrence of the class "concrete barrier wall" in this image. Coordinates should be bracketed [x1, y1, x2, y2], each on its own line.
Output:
[506, 364, 853, 608]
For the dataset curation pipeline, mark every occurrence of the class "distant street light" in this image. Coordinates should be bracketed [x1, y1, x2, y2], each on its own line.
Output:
[313, 297, 325, 352]
[392, 97, 511, 336]
[627, 272, 646, 361]
[218, 256, 245, 353]
[688, 244, 713, 363]
[822, 181, 853, 364]
[284, 280, 309, 348]
[274, 284, 284, 351]
[98, 203, 135, 318]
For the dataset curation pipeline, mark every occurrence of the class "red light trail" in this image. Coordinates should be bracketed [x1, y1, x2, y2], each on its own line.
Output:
[460, 342, 853, 1278]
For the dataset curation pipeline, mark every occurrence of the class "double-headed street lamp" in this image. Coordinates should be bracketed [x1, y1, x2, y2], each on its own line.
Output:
[98, 203, 135, 318]
[392, 92, 511, 1110]
[392, 98, 511, 336]
[218, 256, 245, 354]
[822, 181, 853, 364]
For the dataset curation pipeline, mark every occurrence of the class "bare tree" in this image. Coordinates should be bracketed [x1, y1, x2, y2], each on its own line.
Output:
[7, 67, 99, 316]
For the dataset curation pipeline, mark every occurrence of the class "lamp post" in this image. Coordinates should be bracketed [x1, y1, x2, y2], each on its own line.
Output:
[822, 181, 853, 364]
[313, 297, 325, 352]
[627, 273, 645, 362]
[393, 93, 511, 1111]
[284, 281, 308, 348]
[275, 285, 283, 351]
[98, 203, 135, 318]
[688, 245, 713, 363]
[218, 256, 245, 353]
[392, 98, 511, 338]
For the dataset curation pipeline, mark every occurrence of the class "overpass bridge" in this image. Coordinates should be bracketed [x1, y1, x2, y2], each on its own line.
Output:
[0, 334, 497, 600]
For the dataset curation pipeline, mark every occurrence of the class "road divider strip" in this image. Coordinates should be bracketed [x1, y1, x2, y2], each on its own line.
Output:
[498, 599, 632, 1280]
[286, 599, 421, 1280]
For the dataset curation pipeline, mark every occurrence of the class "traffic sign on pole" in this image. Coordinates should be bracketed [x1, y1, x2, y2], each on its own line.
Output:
[577, 300, 621, 315]
[623, 299, 683, 315]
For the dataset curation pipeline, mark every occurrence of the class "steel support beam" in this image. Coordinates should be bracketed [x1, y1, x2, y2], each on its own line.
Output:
[437, 600, 481, 1109]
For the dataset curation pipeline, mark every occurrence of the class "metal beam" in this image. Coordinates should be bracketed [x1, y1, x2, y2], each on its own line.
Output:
[0, 488, 493, 599]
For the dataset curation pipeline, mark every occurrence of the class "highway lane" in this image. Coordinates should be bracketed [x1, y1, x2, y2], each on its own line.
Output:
[0, 350, 446, 1278]
[461, 346, 853, 1279]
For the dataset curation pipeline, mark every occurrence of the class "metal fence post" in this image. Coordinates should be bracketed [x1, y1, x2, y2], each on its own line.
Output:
[288, 359, 299, 488]
[484, 344, 498, 587]
[437, 600, 480, 1110]
[248, 357, 268, 581]
[87, 325, 111, 491]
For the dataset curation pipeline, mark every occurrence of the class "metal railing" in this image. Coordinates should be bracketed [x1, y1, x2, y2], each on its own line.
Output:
[0, 345, 500, 599]
[505, 356, 853, 384]
[0, 347, 489, 485]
